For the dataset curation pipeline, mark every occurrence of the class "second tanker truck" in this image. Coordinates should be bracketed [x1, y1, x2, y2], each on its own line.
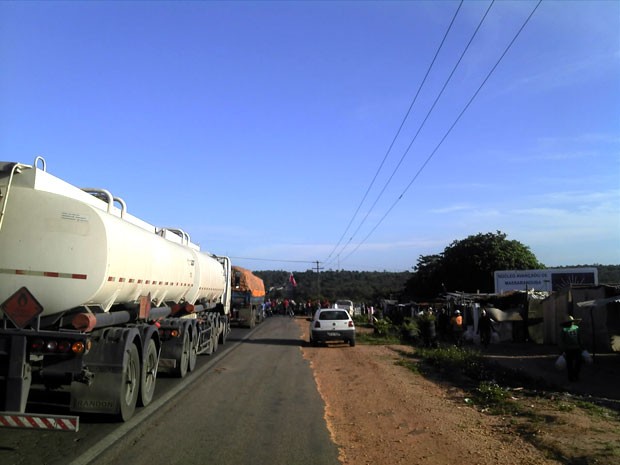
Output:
[0, 157, 234, 431]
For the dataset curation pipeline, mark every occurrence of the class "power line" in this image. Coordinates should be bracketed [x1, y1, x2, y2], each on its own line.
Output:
[339, 0, 543, 265]
[323, 0, 465, 265]
[328, 1, 496, 268]
[230, 256, 316, 264]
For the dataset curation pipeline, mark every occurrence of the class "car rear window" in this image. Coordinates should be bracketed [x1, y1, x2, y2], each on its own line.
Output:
[318, 310, 349, 321]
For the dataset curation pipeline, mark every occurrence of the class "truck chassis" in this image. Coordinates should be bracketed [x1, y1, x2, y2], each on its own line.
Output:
[0, 289, 230, 431]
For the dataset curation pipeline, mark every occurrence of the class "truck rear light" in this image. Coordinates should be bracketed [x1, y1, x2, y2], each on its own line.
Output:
[29, 338, 89, 354]
[158, 328, 180, 339]
[57, 340, 72, 353]
[45, 340, 58, 352]
[71, 340, 89, 354]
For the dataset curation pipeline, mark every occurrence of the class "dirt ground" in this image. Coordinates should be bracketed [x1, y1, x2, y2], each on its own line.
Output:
[295, 318, 620, 465]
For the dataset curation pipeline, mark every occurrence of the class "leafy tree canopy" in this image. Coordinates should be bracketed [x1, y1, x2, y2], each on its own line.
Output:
[405, 231, 544, 299]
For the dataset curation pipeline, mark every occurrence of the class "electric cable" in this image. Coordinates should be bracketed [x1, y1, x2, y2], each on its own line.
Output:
[328, 0, 496, 267]
[230, 256, 316, 264]
[339, 0, 543, 265]
[323, 0, 465, 264]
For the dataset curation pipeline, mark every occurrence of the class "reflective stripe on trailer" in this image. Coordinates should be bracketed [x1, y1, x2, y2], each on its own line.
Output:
[0, 413, 79, 432]
[0, 268, 87, 280]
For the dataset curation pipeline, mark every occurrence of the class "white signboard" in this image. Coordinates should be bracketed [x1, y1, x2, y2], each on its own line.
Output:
[494, 268, 598, 293]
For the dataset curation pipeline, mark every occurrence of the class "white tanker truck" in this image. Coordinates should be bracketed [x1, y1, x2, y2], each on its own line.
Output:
[0, 157, 233, 431]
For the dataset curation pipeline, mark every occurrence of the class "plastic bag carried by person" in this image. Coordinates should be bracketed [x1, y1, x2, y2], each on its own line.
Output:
[582, 349, 593, 364]
[555, 354, 567, 371]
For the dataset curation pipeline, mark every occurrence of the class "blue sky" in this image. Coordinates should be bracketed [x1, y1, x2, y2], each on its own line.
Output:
[1, 1, 619, 272]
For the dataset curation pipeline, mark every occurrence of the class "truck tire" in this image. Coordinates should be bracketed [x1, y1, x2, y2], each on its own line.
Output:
[211, 323, 219, 353]
[139, 338, 158, 407]
[173, 329, 190, 378]
[188, 329, 198, 372]
[118, 343, 140, 421]
[218, 322, 227, 345]
[248, 309, 256, 329]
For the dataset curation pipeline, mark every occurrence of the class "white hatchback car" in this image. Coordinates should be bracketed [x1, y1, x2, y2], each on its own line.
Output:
[309, 308, 356, 346]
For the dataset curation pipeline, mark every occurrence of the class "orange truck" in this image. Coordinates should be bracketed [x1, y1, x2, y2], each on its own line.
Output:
[230, 266, 265, 328]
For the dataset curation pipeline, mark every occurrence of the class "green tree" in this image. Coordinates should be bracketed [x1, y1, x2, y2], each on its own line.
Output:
[405, 231, 544, 299]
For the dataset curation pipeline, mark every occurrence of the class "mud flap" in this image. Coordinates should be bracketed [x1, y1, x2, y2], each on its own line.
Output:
[70, 327, 140, 416]
[158, 319, 192, 375]
[0, 335, 32, 413]
[70, 370, 122, 414]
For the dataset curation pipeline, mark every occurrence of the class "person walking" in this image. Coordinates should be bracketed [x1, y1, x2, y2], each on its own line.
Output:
[559, 315, 583, 382]
[418, 308, 437, 348]
[437, 307, 450, 342]
[477, 309, 494, 348]
[450, 310, 463, 346]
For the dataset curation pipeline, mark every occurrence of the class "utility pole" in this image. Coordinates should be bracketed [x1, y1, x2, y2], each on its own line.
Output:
[315, 260, 323, 302]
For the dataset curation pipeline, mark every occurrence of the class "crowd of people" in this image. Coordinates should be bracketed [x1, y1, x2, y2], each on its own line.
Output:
[260, 298, 333, 318]
[413, 306, 497, 349]
[414, 306, 586, 383]
[257, 296, 586, 383]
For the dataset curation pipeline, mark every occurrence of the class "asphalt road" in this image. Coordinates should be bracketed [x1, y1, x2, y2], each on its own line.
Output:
[0, 316, 339, 465]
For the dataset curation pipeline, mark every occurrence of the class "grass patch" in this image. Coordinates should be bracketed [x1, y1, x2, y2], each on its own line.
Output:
[574, 400, 620, 420]
[395, 358, 421, 374]
[387, 340, 620, 465]
[357, 332, 401, 345]
[557, 402, 575, 412]
[357, 317, 404, 345]
[412, 346, 528, 416]
[414, 345, 486, 379]
[601, 441, 620, 459]
[471, 381, 524, 415]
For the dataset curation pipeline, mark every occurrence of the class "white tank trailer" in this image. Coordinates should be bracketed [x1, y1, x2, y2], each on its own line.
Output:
[0, 157, 232, 431]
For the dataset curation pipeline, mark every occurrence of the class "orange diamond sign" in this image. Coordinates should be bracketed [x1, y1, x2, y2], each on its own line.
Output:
[1, 287, 44, 329]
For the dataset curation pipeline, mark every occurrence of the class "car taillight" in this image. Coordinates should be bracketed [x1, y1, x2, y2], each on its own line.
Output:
[314, 321, 321, 328]
[348, 321, 354, 328]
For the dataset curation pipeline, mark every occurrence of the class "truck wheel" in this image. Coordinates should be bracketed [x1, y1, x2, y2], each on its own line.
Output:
[139, 339, 158, 407]
[173, 329, 190, 378]
[218, 323, 227, 345]
[188, 330, 198, 372]
[119, 343, 140, 421]
[211, 325, 219, 353]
